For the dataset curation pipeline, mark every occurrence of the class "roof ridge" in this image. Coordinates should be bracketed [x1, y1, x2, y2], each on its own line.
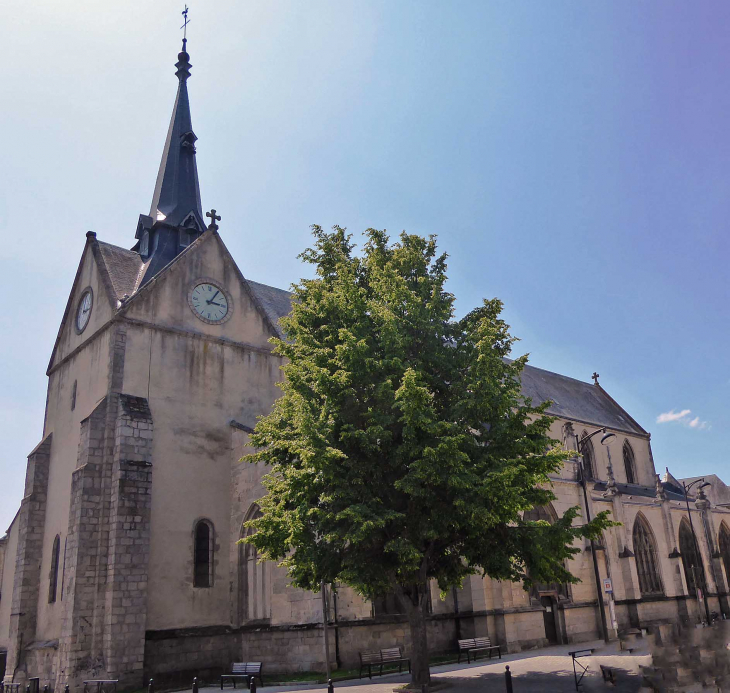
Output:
[521, 362, 594, 387]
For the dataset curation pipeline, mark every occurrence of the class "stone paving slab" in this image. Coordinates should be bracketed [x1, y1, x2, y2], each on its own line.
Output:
[201, 641, 652, 693]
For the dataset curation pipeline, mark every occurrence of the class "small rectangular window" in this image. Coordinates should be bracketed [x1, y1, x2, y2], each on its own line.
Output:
[71, 380, 77, 411]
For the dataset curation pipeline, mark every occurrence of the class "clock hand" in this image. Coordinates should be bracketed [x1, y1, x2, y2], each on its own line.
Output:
[208, 301, 224, 307]
[206, 290, 220, 305]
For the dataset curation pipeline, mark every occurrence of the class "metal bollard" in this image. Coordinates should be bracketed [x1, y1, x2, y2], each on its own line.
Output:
[43, 686, 49, 693]
[192, 677, 198, 693]
[249, 677, 256, 693]
[504, 665, 513, 693]
[148, 680, 154, 693]
[327, 679, 334, 693]
[65, 685, 70, 693]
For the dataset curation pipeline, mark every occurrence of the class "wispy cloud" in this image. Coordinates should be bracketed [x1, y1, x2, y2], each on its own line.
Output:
[688, 416, 709, 430]
[656, 409, 691, 423]
[656, 409, 710, 430]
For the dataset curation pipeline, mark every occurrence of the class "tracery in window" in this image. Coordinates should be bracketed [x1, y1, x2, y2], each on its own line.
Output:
[48, 535, 61, 603]
[623, 441, 637, 485]
[239, 505, 270, 622]
[718, 522, 730, 589]
[679, 518, 706, 596]
[193, 519, 214, 588]
[633, 514, 663, 595]
[523, 504, 569, 600]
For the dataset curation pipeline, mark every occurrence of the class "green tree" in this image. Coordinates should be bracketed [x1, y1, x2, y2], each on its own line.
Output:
[244, 227, 613, 685]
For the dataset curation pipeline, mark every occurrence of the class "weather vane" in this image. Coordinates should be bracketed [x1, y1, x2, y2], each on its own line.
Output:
[181, 5, 190, 40]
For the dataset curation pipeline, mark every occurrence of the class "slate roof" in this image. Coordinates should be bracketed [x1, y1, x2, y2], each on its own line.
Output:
[519, 364, 647, 436]
[97, 241, 144, 299]
[247, 280, 293, 337]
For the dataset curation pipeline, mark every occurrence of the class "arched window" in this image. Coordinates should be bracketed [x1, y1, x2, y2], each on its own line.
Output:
[48, 535, 61, 603]
[239, 505, 270, 622]
[193, 519, 214, 588]
[633, 515, 663, 595]
[718, 523, 730, 588]
[523, 504, 569, 600]
[580, 431, 596, 480]
[679, 519, 706, 596]
[623, 441, 637, 484]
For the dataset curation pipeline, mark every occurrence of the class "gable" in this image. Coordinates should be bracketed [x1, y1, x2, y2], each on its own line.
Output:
[120, 231, 281, 350]
[48, 234, 123, 372]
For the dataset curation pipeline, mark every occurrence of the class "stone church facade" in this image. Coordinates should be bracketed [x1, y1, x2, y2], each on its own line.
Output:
[2, 39, 730, 691]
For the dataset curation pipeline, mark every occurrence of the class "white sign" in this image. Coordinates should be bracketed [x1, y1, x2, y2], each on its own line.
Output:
[603, 578, 613, 594]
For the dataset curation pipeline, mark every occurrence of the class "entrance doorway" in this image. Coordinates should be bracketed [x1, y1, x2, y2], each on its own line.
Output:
[540, 596, 559, 644]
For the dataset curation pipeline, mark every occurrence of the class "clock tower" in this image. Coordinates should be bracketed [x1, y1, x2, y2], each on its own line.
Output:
[0, 35, 292, 691]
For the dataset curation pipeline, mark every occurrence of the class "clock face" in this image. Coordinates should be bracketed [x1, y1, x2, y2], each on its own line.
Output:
[76, 289, 93, 333]
[189, 281, 231, 324]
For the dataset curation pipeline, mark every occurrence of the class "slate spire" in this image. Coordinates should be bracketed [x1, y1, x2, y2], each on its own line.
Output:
[135, 38, 207, 285]
[149, 38, 204, 230]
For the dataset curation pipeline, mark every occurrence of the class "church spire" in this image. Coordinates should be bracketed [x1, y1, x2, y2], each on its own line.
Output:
[135, 34, 207, 285]
[148, 38, 204, 230]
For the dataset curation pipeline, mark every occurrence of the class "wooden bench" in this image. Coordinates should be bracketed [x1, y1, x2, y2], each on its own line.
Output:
[2, 684, 22, 693]
[600, 664, 617, 684]
[220, 662, 263, 689]
[457, 637, 501, 663]
[359, 647, 411, 678]
[83, 680, 118, 693]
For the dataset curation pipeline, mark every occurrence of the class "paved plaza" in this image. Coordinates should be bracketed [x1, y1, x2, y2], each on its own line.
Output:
[202, 641, 652, 693]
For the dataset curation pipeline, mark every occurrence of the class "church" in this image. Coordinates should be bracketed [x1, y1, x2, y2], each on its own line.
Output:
[2, 37, 730, 692]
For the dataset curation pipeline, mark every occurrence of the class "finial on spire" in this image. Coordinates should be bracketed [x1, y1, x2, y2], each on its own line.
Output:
[206, 209, 221, 232]
[176, 5, 192, 80]
[181, 5, 190, 40]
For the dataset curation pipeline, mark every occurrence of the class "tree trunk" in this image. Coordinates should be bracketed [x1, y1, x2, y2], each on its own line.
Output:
[402, 583, 430, 686]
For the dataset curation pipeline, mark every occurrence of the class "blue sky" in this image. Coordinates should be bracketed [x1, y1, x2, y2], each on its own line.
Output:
[1, 1, 729, 530]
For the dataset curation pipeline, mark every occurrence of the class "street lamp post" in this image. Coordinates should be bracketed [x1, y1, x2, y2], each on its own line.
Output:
[681, 479, 712, 625]
[575, 427, 615, 645]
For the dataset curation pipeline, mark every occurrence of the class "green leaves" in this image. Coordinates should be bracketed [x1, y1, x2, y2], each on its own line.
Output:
[243, 226, 614, 602]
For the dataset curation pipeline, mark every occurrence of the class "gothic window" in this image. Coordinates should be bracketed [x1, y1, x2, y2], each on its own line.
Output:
[633, 514, 663, 595]
[623, 441, 637, 485]
[372, 591, 405, 616]
[239, 505, 270, 622]
[48, 535, 60, 603]
[679, 519, 706, 596]
[523, 504, 569, 600]
[372, 587, 433, 617]
[71, 380, 77, 411]
[580, 431, 596, 480]
[193, 519, 214, 588]
[719, 523, 730, 588]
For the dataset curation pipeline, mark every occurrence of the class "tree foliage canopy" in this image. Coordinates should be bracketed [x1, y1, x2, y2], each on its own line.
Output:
[244, 226, 613, 605]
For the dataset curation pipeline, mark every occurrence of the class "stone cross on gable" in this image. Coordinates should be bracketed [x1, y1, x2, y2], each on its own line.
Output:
[592, 372, 600, 385]
[206, 209, 221, 232]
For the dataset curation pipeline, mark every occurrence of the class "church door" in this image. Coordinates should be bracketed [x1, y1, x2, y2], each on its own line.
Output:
[541, 596, 559, 644]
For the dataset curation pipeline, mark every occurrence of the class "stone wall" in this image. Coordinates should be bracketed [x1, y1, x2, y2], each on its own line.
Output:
[103, 394, 153, 688]
[144, 628, 239, 687]
[3, 435, 52, 686]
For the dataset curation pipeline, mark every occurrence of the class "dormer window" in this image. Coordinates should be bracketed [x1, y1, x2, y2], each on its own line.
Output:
[140, 231, 150, 257]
